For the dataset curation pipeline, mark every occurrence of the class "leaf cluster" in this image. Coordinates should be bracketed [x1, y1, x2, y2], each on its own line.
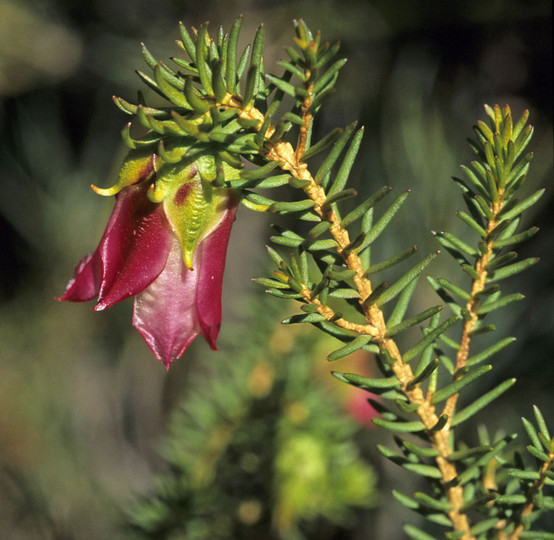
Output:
[113, 18, 348, 196]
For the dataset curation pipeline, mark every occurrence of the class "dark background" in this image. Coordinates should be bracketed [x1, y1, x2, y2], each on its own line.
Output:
[0, 0, 552, 538]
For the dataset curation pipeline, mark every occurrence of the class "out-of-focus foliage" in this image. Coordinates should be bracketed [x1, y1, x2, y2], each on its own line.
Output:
[0, 0, 551, 538]
[125, 302, 377, 540]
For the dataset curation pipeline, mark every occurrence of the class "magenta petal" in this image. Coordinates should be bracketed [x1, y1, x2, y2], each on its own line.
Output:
[94, 183, 172, 310]
[195, 198, 238, 349]
[133, 238, 200, 369]
[56, 252, 101, 302]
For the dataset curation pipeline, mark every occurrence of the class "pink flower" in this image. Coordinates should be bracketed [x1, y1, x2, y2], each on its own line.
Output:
[58, 151, 239, 369]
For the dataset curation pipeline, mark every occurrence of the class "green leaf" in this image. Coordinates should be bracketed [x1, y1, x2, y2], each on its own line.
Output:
[461, 264, 480, 280]
[401, 440, 440, 458]
[435, 231, 478, 258]
[365, 245, 418, 277]
[414, 491, 452, 512]
[314, 121, 357, 184]
[271, 199, 315, 213]
[363, 281, 388, 306]
[468, 323, 496, 336]
[336, 372, 402, 390]
[212, 60, 228, 102]
[402, 462, 443, 478]
[476, 293, 524, 315]
[327, 335, 373, 361]
[277, 59, 306, 81]
[225, 17, 243, 92]
[459, 165, 488, 198]
[426, 276, 462, 317]
[265, 245, 285, 267]
[325, 267, 357, 281]
[496, 494, 527, 504]
[469, 518, 500, 535]
[313, 58, 348, 93]
[236, 44, 252, 84]
[456, 210, 486, 237]
[327, 127, 364, 197]
[513, 124, 534, 160]
[473, 194, 494, 220]
[448, 445, 493, 462]
[404, 525, 437, 540]
[485, 251, 518, 271]
[239, 160, 283, 181]
[268, 120, 293, 144]
[527, 445, 550, 462]
[451, 378, 516, 426]
[459, 433, 516, 485]
[437, 278, 471, 301]
[488, 257, 539, 281]
[265, 289, 302, 299]
[179, 22, 197, 62]
[301, 127, 343, 160]
[153, 65, 191, 108]
[387, 277, 419, 328]
[249, 24, 265, 92]
[314, 40, 341, 69]
[184, 76, 210, 113]
[329, 288, 359, 299]
[358, 191, 410, 251]
[431, 365, 493, 404]
[403, 316, 459, 363]
[507, 151, 533, 185]
[372, 417, 426, 433]
[385, 305, 444, 338]
[376, 252, 438, 308]
[308, 221, 332, 238]
[522, 415, 544, 451]
[242, 64, 259, 105]
[281, 313, 326, 324]
[321, 188, 358, 211]
[393, 490, 420, 510]
[499, 189, 545, 221]
[341, 185, 392, 228]
[251, 277, 290, 289]
[135, 70, 168, 101]
[304, 238, 337, 251]
[466, 337, 516, 367]
[315, 321, 358, 342]
[492, 226, 539, 249]
[270, 235, 302, 247]
[508, 469, 541, 480]
[265, 74, 300, 98]
[396, 399, 420, 413]
[406, 359, 439, 390]
[487, 218, 513, 240]
[195, 24, 213, 95]
[533, 405, 551, 440]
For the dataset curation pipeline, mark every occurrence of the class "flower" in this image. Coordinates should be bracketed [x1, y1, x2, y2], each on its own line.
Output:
[57, 150, 239, 369]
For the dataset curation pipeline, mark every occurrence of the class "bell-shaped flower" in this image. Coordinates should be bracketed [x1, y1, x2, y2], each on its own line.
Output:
[58, 150, 239, 369]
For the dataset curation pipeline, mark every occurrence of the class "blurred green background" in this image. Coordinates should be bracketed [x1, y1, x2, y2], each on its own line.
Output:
[0, 0, 552, 538]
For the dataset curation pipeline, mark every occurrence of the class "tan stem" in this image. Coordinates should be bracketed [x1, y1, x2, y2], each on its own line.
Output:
[230, 92, 476, 537]
[263, 133, 473, 537]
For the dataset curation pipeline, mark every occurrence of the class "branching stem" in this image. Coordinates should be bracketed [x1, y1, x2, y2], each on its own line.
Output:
[509, 448, 554, 540]
[442, 196, 504, 424]
[235, 101, 475, 538]
[224, 70, 508, 536]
